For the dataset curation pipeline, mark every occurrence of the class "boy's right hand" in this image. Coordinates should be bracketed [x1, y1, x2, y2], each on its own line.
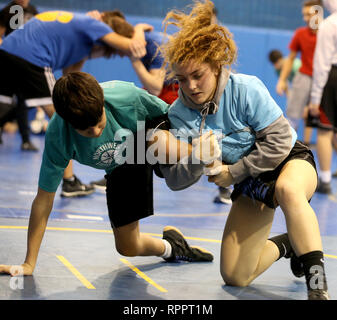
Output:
[276, 79, 287, 96]
[0, 263, 34, 276]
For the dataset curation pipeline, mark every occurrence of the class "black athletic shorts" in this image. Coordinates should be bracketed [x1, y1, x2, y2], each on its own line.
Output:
[106, 113, 170, 228]
[230, 141, 317, 209]
[0, 49, 55, 108]
[321, 65, 337, 132]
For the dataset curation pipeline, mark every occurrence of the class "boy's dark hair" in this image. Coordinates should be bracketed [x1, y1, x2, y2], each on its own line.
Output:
[302, 0, 322, 7]
[102, 10, 134, 38]
[100, 10, 134, 56]
[268, 49, 283, 64]
[52, 72, 104, 130]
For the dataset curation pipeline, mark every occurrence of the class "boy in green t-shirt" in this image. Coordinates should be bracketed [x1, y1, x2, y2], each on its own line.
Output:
[0, 72, 219, 276]
[269, 49, 302, 87]
[269, 49, 314, 146]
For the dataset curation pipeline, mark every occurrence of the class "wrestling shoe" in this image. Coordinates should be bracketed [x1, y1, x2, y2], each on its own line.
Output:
[316, 179, 332, 195]
[308, 289, 330, 300]
[61, 175, 95, 197]
[90, 178, 107, 191]
[269, 233, 304, 278]
[286, 250, 305, 278]
[213, 187, 232, 205]
[163, 226, 213, 262]
[21, 141, 38, 152]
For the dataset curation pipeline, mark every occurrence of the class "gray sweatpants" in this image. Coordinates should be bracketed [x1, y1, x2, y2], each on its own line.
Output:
[286, 71, 312, 129]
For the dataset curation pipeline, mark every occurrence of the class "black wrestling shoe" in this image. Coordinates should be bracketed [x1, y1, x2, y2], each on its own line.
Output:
[308, 289, 330, 300]
[163, 226, 213, 262]
[61, 175, 95, 197]
[269, 233, 304, 278]
[213, 187, 232, 205]
[316, 179, 332, 194]
[90, 178, 107, 191]
[287, 251, 305, 278]
[21, 141, 39, 152]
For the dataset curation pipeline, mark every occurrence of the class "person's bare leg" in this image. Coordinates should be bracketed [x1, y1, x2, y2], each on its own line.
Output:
[113, 221, 165, 257]
[63, 161, 74, 180]
[303, 126, 313, 145]
[220, 196, 278, 287]
[275, 159, 322, 255]
[316, 129, 333, 173]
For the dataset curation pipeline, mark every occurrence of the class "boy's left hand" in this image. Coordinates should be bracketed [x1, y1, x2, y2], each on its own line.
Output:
[205, 162, 233, 188]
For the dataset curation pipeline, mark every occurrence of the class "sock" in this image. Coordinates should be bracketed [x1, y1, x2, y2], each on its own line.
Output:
[320, 171, 331, 184]
[299, 250, 328, 291]
[160, 239, 172, 259]
[63, 176, 75, 182]
[268, 233, 292, 260]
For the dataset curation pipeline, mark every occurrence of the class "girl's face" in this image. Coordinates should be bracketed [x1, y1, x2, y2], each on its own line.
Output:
[173, 60, 219, 105]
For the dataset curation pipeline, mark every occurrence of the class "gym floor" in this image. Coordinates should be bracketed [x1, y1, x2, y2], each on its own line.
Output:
[0, 131, 336, 300]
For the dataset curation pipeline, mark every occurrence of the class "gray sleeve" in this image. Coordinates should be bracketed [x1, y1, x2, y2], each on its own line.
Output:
[159, 156, 205, 191]
[228, 115, 294, 184]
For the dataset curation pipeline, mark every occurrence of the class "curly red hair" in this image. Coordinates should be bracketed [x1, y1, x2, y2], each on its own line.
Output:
[160, 0, 237, 78]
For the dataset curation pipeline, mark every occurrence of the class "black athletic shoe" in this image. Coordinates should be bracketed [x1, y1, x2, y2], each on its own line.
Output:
[213, 187, 232, 204]
[288, 252, 305, 278]
[308, 289, 330, 300]
[21, 141, 39, 152]
[316, 179, 332, 195]
[90, 178, 106, 191]
[61, 175, 95, 197]
[163, 226, 213, 262]
[278, 236, 304, 278]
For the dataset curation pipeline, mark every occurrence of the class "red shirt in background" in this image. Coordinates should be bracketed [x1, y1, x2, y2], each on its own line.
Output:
[289, 26, 317, 77]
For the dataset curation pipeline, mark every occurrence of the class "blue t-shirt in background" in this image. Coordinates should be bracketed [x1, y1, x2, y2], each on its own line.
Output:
[141, 31, 176, 86]
[0, 11, 112, 70]
[141, 31, 166, 70]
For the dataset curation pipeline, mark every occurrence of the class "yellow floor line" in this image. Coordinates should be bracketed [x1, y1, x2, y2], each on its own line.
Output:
[120, 258, 167, 293]
[0, 225, 112, 233]
[324, 254, 337, 260]
[56, 255, 96, 289]
[2, 225, 337, 260]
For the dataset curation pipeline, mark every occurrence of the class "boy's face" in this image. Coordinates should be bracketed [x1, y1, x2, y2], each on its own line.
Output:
[75, 108, 106, 138]
[302, 5, 317, 28]
[273, 58, 283, 71]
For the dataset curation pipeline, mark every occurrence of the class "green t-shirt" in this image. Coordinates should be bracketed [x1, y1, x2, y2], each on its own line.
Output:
[275, 57, 302, 83]
[38, 80, 169, 193]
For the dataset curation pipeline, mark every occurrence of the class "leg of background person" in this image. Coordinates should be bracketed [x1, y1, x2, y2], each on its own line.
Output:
[0, 102, 17, 144]
[332, 133, 337, 177]
[303, 125, 313, 146]
[316, 128, 333, 193]
[16, 96, 38, 151]
[302, 106, 314, 146]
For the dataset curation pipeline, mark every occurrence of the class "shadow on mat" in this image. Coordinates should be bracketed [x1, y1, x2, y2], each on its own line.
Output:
[221, 281, 306, 300]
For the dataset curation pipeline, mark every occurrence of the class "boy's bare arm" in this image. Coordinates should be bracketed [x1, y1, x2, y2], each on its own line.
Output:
[0, 188, 55, 276]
